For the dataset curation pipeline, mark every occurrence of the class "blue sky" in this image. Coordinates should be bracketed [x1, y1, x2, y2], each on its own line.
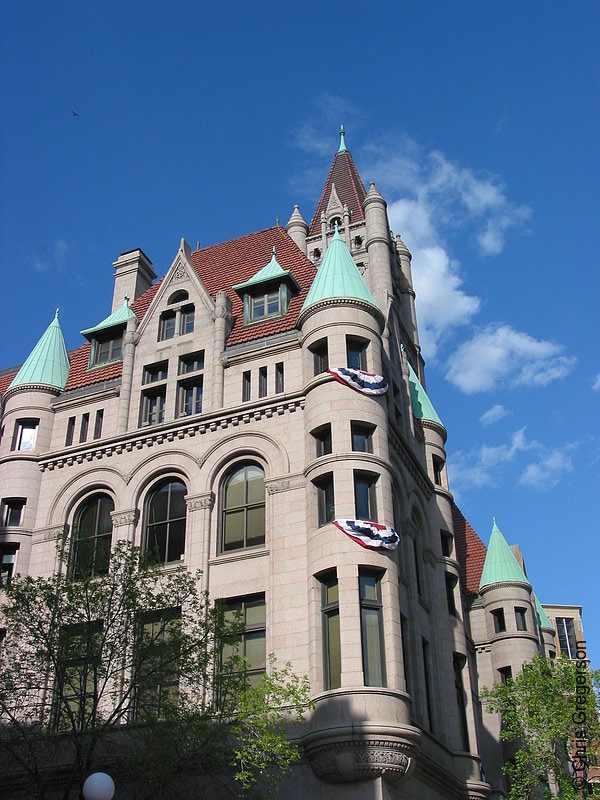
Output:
[1, 2, 599, 666]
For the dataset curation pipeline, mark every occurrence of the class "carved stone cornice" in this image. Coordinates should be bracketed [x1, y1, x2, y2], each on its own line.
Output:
[304, 737, 415, 785]
[264, 475, 305, 495]
[32, 524, 67, 545]
[110, 509, 139, 527]
[185, 492, 214, 511]
[422, 547, 436, 565]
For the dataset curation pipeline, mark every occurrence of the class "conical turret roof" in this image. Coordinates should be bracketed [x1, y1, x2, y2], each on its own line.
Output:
[408, 363, 444, 427]
[8, 310, 70, 391]
[81, 297, 137, 338]
[479, 519, 531, 590]
[309, 127, 367, 236]
[300, 227, 377, 314]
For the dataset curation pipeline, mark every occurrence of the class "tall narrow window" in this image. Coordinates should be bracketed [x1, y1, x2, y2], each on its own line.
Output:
[79, 413, 89, 443]
[135, 609, 181, 720]
[491, 608, 506, 634]
[158, 311, 176, 341]
[275, 362, 284, 393]
[56, 622, 102, 731]
[359, 571, 385, 687]
[145, 479, 187, 565]
[177, 377, 203, 417]
[432, 455, 445, 487]
[515, 607, 527, 631]
[445, 573, 458, 616]
[320, 572, 341, 690]
[440, 529, 454, 557]
[179, 305, 195, 335]
[346, 337, 367, 371]
[65, 416, 76, 446]
[72, 494, 114, 578]
[313, 424, 332, 457]
[311, 339, 329, 376]
[220, 595, 266, 687]
[93, 410, 104, 440]
[221, 463, 265, 552]
[242, 371, 251, 402]
[556, 617, 577, 658]
[259, 366, 267, 398]
[354, 471, 377, 521]
[453, 654, 470, 751]
[0, 545, 18, 587]
[140, 388, 166, 426]
[400, 613, 411, 699]
[315, 473, 334, 527]
[422, 638, 434, 731]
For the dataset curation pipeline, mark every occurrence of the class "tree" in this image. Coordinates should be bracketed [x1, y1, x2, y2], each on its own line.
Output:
[0, 541, 311, 800]
[482, 654, 600, 800]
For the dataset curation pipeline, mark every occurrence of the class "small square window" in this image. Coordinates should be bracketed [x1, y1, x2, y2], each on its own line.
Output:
[250, 290, 280, 321]
[92, 335, 122, 366]
[2, 498, 25, 527]
[515, 607, 527, 631]
[313, 424, 332, 458]
[12, 420, 39, 452]
[259, 366, 267, 398]
[311, 339, 329, 376]
[315, 473, 334, 527]
[498, 666, 512, 684]
[275, 362, 284, 393]
[351, 422, 374, 453]
[143, 361, 168, 384]
[346, 337, 367, 371]
[178, 351, 204, 374]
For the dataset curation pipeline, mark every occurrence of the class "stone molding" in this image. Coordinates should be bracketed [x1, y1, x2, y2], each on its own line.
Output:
[305, 736, 415, 785]
[32, 524, 67, 545]
[170, 260, 188, 282]
[110, 509, 139, 527]
[185, 492, 214, 511]
[265, 475, 305, 494]
[38, 399, 305, 473]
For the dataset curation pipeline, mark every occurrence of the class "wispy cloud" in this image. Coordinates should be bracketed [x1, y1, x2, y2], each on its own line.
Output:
[449, 427, 532, 490]
[446, 324, 576, 394]
[33, 238, 70, 273]
[519, 449, 574, 489]
[480, 404, 508, 426]
[593, 374, 600, 391]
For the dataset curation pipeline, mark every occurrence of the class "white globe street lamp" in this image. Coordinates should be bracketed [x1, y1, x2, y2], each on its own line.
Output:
[82, 772, 115, 800]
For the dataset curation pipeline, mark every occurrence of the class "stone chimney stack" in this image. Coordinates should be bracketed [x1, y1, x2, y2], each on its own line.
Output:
[112, 249, 156, 312]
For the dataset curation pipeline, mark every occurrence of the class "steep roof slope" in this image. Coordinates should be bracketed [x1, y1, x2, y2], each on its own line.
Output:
[452, 504, 488, 596]
[308, 148, 367, 237]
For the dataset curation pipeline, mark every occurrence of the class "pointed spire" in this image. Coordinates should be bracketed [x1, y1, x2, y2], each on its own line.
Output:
[8, 310, 70, 391]
[479, 519, 531, 590]
[300, 227, 377, 314]
[337, 124, 347, 153]
[407, 363, 444, 428]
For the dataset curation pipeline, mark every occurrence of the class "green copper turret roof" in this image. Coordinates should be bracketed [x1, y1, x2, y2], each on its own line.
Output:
[232, 247, 300, 293]
[81, 297, 137, 337]
[534, 594, 554, 630]
[300, 227, 377, 313]
[8, 310, 70, 391]
[479, 519, 531, 590]
[337, 124, 347, 153]
[408, 363, 444, 427]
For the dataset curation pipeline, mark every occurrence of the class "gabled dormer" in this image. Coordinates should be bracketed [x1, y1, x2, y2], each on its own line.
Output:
[232, 247, 300, 325]
[80, 297, 137, 369]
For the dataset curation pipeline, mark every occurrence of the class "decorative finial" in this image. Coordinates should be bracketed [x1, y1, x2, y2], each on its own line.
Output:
[276, 216, 280, 227]
[334, 220, 339, 234]
[272, 246, 276, 257]
[337, 124, 347, 153]
[124, 294, 130, 306]
[55, 308, 60, 319]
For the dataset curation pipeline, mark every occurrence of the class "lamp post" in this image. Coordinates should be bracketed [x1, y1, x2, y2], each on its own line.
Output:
[82, 772, 115, 800]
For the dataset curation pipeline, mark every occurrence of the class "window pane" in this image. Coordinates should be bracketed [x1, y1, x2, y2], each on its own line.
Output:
[245, 631, 266, 671]
[147, 523, 167, 563]
[18, 424, 37, 451]
[267, 292, 279, 314]
[246, 506, 265, 545]
[245, 598, 266, 627]
[246, 466, 265, 504]
[225, 470, 246, 508]
[355, 477, 371, 520]
[169, 482, 187, 519]
[326, 582, 338, 605]
[361, 607, 384, 686]
[167, 519, 186, 562]
[223, 511, 244, 549]
[97, 497, 114, 534]
[94, 535, 111, 575]
[359, 574, 379, 603]
[327, 612, 341, 689]
[150, 484, 170, 523]
[252, 297, 265, 318]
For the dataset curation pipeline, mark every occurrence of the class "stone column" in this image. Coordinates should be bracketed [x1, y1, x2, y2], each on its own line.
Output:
[110, 509, 139, 544]
[185, 492, 215, 581]
[211, 291, 232, 411]
[116, 315, 139, 434]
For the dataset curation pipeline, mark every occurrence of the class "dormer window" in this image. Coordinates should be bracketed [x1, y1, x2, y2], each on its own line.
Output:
[91, 333, 123, 366]
[232, 246, 300, 327]
[81, 297, 136, 371]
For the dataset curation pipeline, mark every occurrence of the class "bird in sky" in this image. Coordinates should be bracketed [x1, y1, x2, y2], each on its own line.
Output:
[72, 110, 79, 117]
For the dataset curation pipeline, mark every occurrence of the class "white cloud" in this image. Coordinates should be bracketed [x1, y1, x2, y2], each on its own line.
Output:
[33, 239, 70, 273]
[593, 374, 600, 391]
[519, 449, 574, 490]
[449, 428, 532, 490]
[446, 324, 576, 393]
[480, 404, 508, 425]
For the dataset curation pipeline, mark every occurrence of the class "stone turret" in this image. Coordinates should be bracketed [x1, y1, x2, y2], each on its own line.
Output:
[285, 205, 309, 255]
[363, 182, 393, 318]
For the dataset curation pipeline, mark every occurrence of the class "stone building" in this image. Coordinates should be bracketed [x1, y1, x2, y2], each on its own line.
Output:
[0, 129, 561, 798]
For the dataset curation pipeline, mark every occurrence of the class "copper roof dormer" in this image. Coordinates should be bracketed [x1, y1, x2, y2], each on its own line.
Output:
[308, 127, 367, 237]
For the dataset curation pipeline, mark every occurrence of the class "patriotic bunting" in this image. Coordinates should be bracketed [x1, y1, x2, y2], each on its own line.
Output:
[328, 367, 388, 395]
[333, 519, 399, 550]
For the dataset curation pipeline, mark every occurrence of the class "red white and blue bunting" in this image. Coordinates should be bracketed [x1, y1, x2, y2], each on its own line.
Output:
[333, 519, 399, 550]
[328, 367, 388, 395]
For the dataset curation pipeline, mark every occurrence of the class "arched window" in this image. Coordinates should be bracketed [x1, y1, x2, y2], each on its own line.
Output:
[221, 463, 265, 552]
[168, 290, 189, 305]
[72, 493, 114, 577]
[145, 479, 187, 565]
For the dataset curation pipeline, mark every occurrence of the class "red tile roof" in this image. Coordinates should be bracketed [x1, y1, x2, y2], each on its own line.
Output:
[452, 503, 488, 596]
[64, 227, 316, 391]
[308, 150, 367, 237]
[0, 371, 17, 395]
